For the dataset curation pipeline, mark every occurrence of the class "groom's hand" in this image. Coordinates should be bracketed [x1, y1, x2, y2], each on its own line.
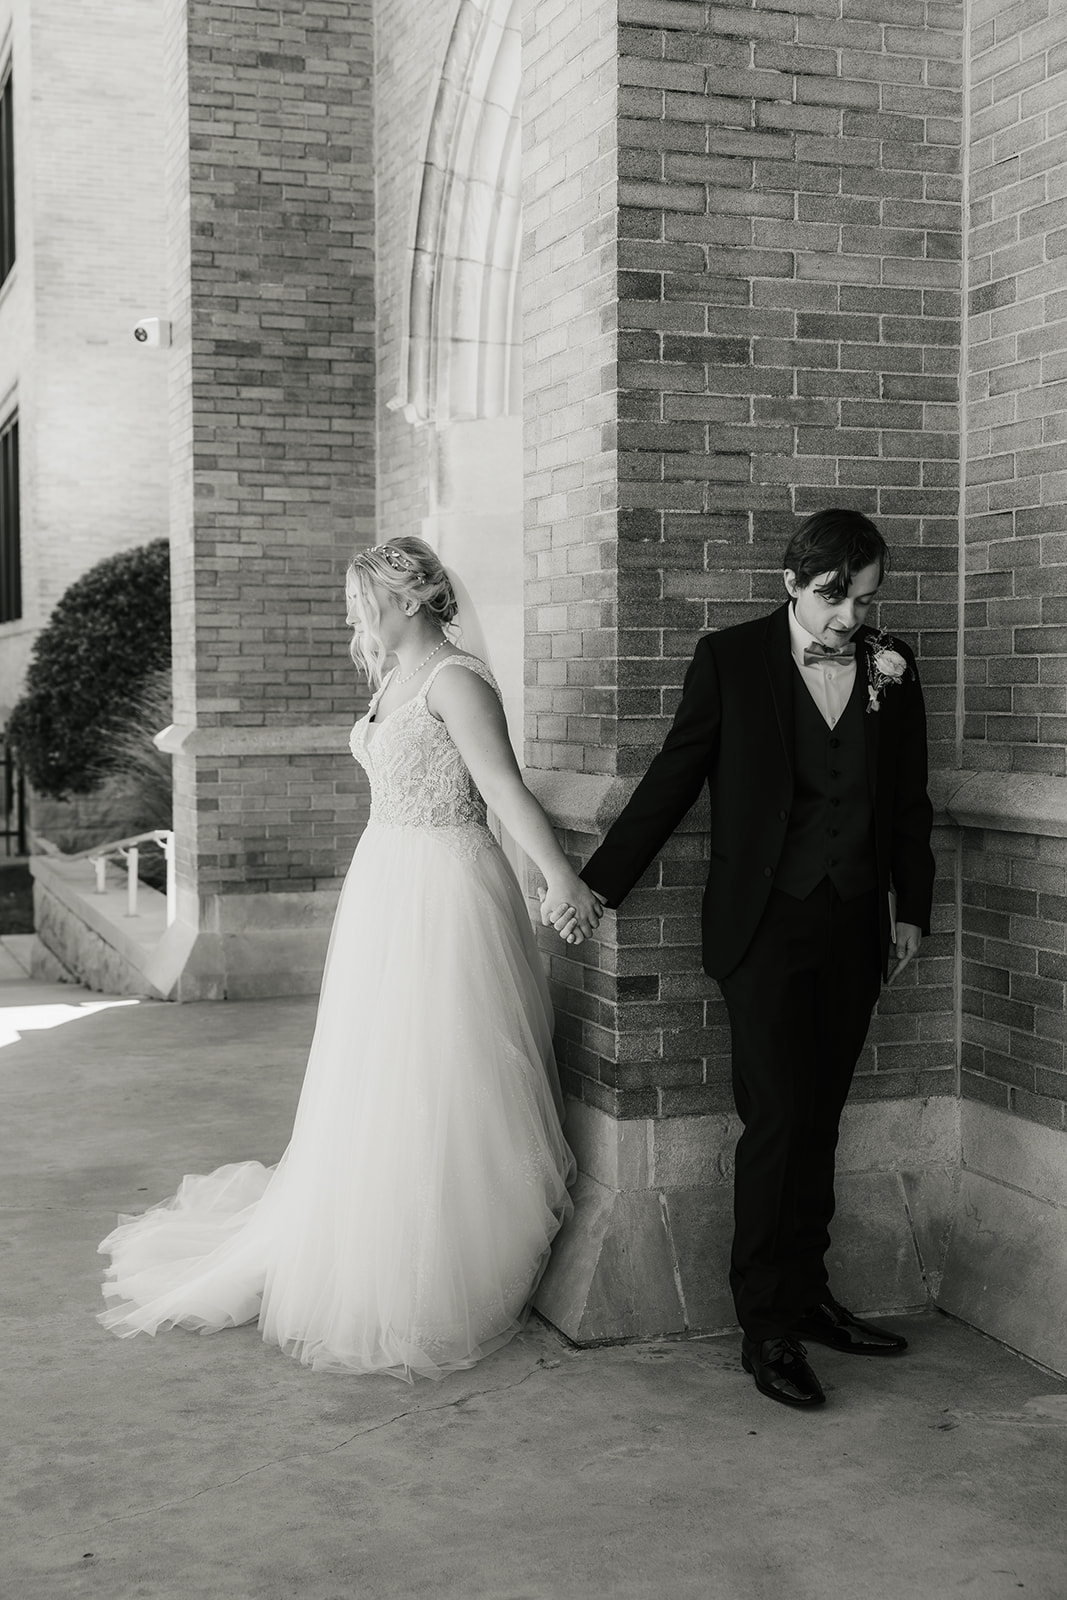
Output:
[887, 921, 922, 985]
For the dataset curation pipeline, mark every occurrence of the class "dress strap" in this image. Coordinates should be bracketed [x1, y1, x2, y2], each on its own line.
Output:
[420, 653, 499, 698]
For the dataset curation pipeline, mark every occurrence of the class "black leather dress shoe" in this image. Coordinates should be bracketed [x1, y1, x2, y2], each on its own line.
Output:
[740, 1336, 826, 1408]
[793, 1297, 908, 1355]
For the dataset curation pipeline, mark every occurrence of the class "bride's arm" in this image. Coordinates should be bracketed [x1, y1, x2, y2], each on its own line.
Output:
[428, 666, 604, 939]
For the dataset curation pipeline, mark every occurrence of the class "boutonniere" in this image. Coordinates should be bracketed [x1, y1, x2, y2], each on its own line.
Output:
[864, 629, 910, 714]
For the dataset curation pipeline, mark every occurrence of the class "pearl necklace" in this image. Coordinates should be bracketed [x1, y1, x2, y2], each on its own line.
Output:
[392, 637, 447, 687]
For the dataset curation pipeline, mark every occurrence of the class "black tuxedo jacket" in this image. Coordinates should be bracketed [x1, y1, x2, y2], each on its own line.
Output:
[582, 602, 935, 981]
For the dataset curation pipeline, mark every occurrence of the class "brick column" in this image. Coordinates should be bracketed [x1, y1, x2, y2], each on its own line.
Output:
[158, 0, 375, 998]
[931, 0, 1067, 1374]
[959, 0, 1067, 1131]
[525, 0, 964, 1342]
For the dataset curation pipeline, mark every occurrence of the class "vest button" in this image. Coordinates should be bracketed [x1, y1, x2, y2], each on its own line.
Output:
[763, 867, 773, 877]
[826, 857, 838, 867]
[828, 828, 839, 838]
[829, 737, 840, 749]
[778, 809, 787, 821]
[831, 798, 840, 807]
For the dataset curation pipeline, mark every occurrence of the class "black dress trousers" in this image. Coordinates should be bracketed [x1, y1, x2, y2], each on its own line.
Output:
[717, 877, 882, 1343]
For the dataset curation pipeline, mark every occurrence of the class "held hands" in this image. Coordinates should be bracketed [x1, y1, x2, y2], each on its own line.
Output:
[537, 876, 607, 946]
[887, 921, 922, 985]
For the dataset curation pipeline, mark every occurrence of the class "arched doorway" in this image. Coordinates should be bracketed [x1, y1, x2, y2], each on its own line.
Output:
[393, 0, 524, 750]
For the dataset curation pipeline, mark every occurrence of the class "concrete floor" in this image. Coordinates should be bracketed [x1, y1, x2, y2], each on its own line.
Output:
[3, 950, 1067, 1600]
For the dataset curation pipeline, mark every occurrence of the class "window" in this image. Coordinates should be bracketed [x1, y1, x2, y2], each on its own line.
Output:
[0, 65, 12, 285]
[0, 414, 19, 624]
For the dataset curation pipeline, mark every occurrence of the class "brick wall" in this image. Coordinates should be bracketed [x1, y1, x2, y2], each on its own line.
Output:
[962, 829, 1066, 1132]
[166, 0, 375, 900]
[963, 0, 1067, 778]
[181, 0, 375, 732]
[0, 0, 170, 713]
[522, 0, 620, 779]
[531, 0, 964, 1119]
[520, 0, 627, 1110]
[960, 0, 1067, 1133]
[614, 0, 962, 774]
[194, 753, 362, 894]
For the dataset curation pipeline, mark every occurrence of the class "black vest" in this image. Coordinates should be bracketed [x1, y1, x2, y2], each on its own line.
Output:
[775, 665, 877, 902]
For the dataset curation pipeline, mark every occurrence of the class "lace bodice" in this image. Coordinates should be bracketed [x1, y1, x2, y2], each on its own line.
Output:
[349, 655, 499, 839]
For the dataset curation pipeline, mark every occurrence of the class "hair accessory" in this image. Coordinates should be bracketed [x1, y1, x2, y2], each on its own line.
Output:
[369, 543, 418, 576]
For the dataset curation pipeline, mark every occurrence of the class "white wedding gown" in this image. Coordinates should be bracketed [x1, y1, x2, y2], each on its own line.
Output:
[99, 654, 575, 1379]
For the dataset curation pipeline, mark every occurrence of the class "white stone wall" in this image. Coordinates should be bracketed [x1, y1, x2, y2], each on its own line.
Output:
[0, 0, 169, 721]
[0, 0, 36, 713]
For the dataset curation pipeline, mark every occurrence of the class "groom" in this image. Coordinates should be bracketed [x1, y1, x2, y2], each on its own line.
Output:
[548, 509, 935, 1409]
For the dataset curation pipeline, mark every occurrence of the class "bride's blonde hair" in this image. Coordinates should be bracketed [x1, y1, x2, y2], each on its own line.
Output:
[345, 537, 459, 686]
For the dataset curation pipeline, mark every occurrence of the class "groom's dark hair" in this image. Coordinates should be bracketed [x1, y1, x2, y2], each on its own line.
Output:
[782, 508, 889, 599]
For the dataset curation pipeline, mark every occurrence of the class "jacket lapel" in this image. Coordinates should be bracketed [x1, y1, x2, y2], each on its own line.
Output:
[763, 603, 796, 777]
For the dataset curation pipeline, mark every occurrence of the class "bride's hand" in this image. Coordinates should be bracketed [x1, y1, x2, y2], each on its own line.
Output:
[537, 886, 577, 942]
[540, 876, 605, 944]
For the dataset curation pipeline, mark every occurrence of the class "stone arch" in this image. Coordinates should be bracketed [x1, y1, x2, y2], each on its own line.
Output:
[403, 0, 522, 425]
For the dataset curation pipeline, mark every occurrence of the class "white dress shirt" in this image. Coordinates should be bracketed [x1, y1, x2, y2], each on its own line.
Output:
[788, 604, 858, 729]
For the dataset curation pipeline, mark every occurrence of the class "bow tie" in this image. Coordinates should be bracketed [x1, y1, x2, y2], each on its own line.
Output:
[803, 641, 856, 666]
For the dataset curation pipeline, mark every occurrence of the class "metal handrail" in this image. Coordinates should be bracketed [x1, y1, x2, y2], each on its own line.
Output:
[0, 736, 26, 857]
[68, 829, 176, 926]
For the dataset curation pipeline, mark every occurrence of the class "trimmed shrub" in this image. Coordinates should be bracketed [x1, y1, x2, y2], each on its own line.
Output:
[7, 540, 171, 798]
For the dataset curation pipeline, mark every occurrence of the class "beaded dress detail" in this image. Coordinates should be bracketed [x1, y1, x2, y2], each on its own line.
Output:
[99, 655, 574, 1380]
[351, 654, 498, 850]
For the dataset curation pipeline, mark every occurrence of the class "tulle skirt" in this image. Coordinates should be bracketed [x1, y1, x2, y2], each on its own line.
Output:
[99, 822, 575, 1380]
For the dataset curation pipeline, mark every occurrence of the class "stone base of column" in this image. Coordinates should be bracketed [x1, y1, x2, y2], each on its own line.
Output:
[938, 1102, 1067, 1377]
[157, 721, 359, 999]
[170, 888, 339, 1000]
[534, 1097, 960, 1345]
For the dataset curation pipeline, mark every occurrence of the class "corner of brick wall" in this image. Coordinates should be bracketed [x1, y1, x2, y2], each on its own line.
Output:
[963, 0, 1067, 783]
[530, 0, 965, 1118]
[167, 0, 376, 899]
[959, 0, 1067, 1132]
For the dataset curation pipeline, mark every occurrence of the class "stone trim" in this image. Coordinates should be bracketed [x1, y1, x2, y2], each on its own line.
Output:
[155, 724, 355, 758]
[532, 765, 1067, 841]
[524, 767, 706, 836]
[934, 770, 1067, 840]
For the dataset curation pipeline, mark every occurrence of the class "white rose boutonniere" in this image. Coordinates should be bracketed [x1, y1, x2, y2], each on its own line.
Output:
[865, 631, 911, 714]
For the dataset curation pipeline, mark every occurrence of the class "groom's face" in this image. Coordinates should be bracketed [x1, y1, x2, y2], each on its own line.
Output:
[785, 559, 882, 648]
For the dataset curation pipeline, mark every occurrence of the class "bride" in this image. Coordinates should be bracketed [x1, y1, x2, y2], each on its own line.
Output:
[99, 538, 603, 1380]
